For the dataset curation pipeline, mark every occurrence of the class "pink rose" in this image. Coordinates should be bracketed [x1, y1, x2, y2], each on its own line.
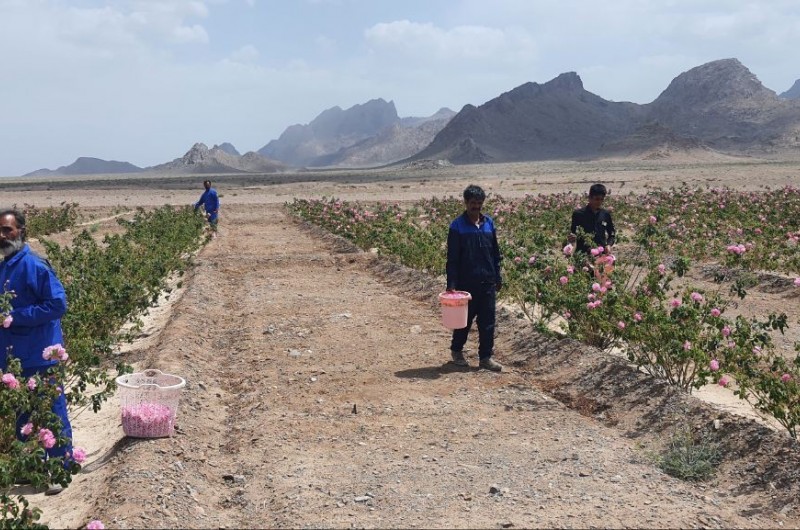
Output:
[683, 340, 692, 351]
[690, 292, 703, 302]
[710, 308, 721, 317]
[633, 312, 643, 322]
[563, 244, 574, 256]
[514, 256, 522, 264]
[2, 315, 11, 328]
[559, 276, 569, 285]
[649, 215, 657, 224]
[617, 321, 626, 330]
[722, 326, 731, 337]
[72, 447, 87, 463]
[591, 283, 601, 292]
[528, 256, 537, 265]
[781, 373, 791, 383]
[2, 373, 19, 389]
[38, 428, 56, 449]
[794, 278, 800, 287]
[719, 377, 730, 388]
[670, 299, 681, 308]
[26, 378, 36, 391]
[657, 264, 666, 275]
[710, 359, 720, 372]
[563, 311, 571, 319]
[20, 422, 33, 436]
[43, 344, 68, 362]
[86, 521, 105, 530]
[590, 248, 601, 257]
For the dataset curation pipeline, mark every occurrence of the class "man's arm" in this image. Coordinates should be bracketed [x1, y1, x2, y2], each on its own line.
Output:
[9, 264, 67, 327]
[605, 212, 616, 248]
[210, 190, 220, 214]
[492, 226, 502, 289]
[567, 210, 579, 243]
[445, 226, 460, 290]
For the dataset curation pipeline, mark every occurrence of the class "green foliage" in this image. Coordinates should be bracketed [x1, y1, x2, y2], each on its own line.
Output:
[40, 205, 206, 413]
[1, 493, 45, 529]
[19, 203, 79, 238]
[656, 428, 721, 481]
[288, 187, 800, 439]
[2, 204, 206, 527]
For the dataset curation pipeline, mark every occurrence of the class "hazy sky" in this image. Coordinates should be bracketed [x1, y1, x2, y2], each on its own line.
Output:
[2, 0, 799, 176]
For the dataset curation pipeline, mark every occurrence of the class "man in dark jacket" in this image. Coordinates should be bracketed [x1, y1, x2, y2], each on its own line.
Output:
[446, 185, 503, 372]
[0, 209, 72, 495]
[568, 183, 616, 254]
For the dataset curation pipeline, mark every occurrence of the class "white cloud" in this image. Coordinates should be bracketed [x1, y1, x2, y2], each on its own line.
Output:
[364, 20, 537, 64]
[229, 44, 260, 63]
[172, 23, 209, 43]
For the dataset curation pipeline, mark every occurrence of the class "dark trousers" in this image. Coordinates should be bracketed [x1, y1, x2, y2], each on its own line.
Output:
[16, 366, 74, 460]
[450, 283, 496, 360]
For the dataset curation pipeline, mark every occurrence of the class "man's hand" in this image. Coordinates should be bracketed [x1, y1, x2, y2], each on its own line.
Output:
[567, 233, 577, 243]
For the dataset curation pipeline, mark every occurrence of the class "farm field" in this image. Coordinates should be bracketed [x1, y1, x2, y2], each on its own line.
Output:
[3, 158, 800, 529]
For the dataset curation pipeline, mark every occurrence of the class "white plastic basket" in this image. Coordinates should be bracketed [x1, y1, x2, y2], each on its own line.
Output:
[116, 369, 186, 438]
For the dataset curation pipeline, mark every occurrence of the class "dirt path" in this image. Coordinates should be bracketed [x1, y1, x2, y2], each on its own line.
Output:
[28, 203, 797, 529]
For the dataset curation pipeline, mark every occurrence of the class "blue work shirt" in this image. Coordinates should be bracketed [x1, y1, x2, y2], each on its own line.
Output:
[0, 244, 66, 371]
[446, 212, 502, 290]
[194, 188, 220, 221]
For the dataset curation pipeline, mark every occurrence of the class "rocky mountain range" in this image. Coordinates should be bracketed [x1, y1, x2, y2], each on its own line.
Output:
[21, 58, 800, 176]
[412, 59, 800, 164]
[149, 143, 286, 174]
[310, 107, 456, 168]
[257, 99, 455, 167]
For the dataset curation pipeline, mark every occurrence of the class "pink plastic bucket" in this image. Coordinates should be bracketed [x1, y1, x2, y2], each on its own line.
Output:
[438, 291, 472, 329]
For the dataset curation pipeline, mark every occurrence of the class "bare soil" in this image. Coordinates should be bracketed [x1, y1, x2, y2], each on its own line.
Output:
[4, 159, 800, 529]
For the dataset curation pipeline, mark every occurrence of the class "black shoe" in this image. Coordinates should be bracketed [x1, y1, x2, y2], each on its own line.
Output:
[450, 350, 469, 367]
[478, 358, 503, 372]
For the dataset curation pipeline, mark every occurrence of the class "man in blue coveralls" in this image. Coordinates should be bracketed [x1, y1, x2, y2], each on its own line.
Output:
[0, 209, 72, 495]
[446, 185, 503, 372]
[194, 179, 220, 234]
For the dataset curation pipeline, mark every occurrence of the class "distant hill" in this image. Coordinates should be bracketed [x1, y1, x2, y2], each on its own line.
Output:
[411, 72, 644, 163]
[24, 157, 143, 177]
[409, 58, 800, 164]
[644, 58, 800, 153]
[779, 79, 800, 99]
[148, 143, 286, 174]
[258, 98, 400, 167]
[310, 108, 456, 167]
[212, 142, 241, 156]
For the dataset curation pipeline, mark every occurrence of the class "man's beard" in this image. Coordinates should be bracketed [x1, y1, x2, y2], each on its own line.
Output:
[0, 237, 23, 257]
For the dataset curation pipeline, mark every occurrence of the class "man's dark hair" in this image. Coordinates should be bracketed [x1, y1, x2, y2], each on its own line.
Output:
[0, 208, 26, 241]
[463, 185, 486, 202]
[589, 183, 607, 198]
[203, 180, 212, 186]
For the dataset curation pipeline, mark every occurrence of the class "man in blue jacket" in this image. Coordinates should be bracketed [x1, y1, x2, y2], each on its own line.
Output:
[194, 179, 220, 234]
[0, 209, 72, 494]
[446, 185, 503, 372]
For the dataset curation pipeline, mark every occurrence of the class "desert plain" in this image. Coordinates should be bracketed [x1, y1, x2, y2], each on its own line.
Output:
[3, 156, 800, 529]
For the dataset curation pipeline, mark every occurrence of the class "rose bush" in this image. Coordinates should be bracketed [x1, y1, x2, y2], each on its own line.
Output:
[288, 187, 800, 438]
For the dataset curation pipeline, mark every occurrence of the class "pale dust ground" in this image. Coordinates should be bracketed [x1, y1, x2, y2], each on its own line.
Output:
[5, 158, 800, 529]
